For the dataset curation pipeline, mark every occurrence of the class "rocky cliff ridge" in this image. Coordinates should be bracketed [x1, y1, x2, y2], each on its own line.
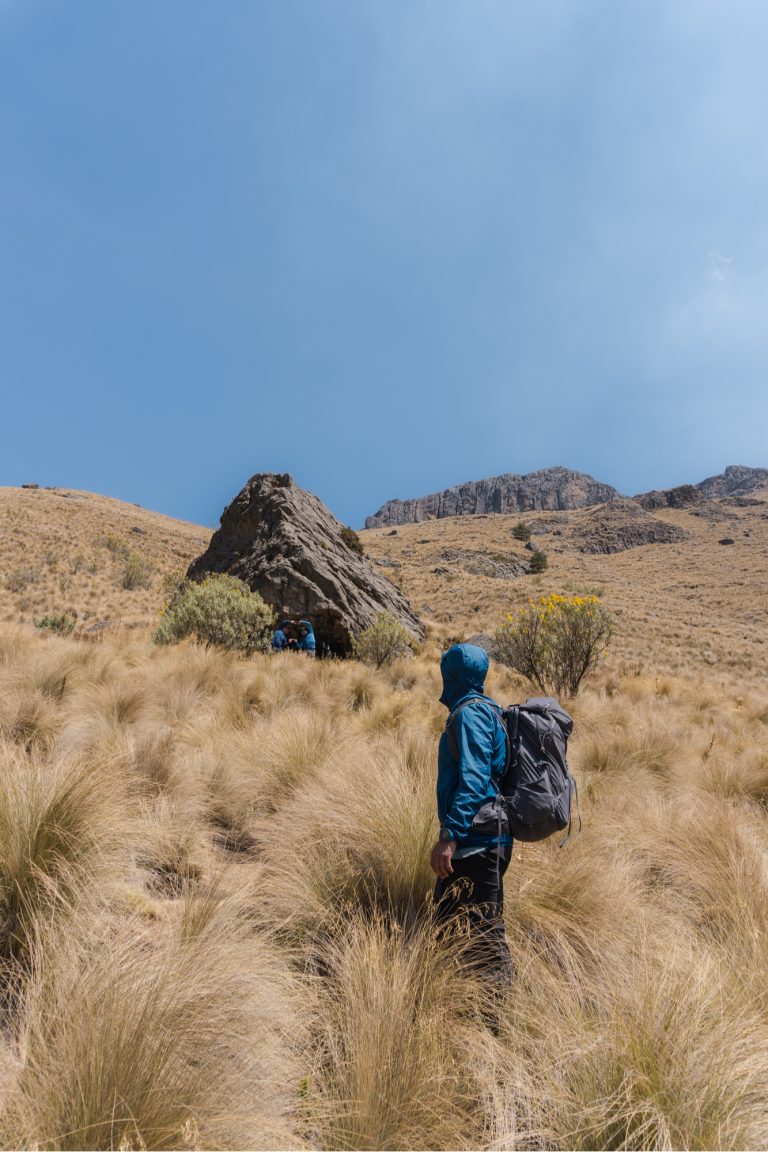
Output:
[366, 464, 768, 528]
[365, 467, 619, 528]
[696, 464, 768, 499]
[636, 467, 768, 510]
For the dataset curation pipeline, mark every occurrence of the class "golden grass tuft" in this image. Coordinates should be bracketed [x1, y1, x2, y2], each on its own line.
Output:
[303, 912, 495, 1151]
[1, 907, 303, 1150]
[0, 742, 131, 1002]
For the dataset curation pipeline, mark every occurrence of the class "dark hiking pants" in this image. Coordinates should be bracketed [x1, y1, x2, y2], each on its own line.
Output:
[433, 845, 513, 982]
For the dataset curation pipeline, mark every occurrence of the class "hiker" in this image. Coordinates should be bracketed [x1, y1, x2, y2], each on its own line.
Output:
[273, 615, 297, 652]
[431, 643, 513, 980]
[272, 622, 289, 651]
[296, 619, 316, 656]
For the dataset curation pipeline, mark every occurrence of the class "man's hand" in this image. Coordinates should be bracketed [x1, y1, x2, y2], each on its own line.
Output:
[430, 837, 456, 878]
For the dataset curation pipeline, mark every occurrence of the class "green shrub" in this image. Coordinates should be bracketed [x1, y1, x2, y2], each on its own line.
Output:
[153, 575, 274, 656]
[34, 613, 76, 637]
[102, 534, 131, 559]
[121, 553, 152, 591]
[495, 593, 612, 696]
[528, 549, 548, 574]
[353, 613, 414, 669]
[340, 526, 365, 556]
[511, 521, 532, 542]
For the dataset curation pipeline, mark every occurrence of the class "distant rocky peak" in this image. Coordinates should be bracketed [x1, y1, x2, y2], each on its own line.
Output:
[365, 467, 620, 528]
[696, 465, 768, 498]
[636, 465, 768, 510]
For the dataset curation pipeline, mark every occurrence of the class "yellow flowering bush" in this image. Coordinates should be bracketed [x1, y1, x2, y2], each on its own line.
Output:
[495, 593, 612, 696]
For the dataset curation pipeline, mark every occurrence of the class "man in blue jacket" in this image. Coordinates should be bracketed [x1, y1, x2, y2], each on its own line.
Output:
[431, 643, 513, 979]
[297, 620, 316, 655]
[272, 622, 290, 651]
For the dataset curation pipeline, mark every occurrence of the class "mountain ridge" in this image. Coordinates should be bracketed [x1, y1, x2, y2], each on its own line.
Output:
[365, 467, 620, 528]
[365, 464, 768, 528]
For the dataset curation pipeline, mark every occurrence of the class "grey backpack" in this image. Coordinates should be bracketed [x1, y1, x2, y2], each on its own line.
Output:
[446, 696, 580, 845]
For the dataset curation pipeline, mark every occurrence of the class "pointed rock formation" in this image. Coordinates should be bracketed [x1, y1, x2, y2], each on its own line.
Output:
[365, 467, 620, 528]
[187, 474, 424, 656]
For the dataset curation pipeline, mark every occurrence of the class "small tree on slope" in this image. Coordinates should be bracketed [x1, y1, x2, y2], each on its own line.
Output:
[495, 593, 612, 696]
[353, 612, 414, 669]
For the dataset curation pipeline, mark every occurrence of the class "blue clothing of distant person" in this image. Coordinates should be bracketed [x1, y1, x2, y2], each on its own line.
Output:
[272, 627, 289, 651]
[297, 620, 316, 653]
[431, 643, 513, 981]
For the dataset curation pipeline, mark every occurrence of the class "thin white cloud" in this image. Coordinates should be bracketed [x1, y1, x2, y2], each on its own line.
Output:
[708, 250, 733, 283]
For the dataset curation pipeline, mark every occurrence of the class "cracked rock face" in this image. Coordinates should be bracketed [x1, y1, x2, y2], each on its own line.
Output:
[635, 467, 768, 509]
[634, 484, 704, 511]
[568, 499, 688, 554]
[187, 474, 424, 656]
[696, 464, 768, 499]
[365, 467, 620, 528]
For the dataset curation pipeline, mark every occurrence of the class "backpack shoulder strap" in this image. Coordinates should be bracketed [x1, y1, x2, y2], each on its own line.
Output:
[445, 697, 506, 765]
[505, 704, 520, 748]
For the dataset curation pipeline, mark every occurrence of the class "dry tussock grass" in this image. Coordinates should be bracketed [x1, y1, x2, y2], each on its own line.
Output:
[0, 487, 210, 636]
[0, 621, 766, 1148]
[361, 496, 768, 688]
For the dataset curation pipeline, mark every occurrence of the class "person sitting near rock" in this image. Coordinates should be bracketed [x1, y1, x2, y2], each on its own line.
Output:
[272, 621, 290, 651]
[296, 619, 316, 656]
[277, 617, 303, 651]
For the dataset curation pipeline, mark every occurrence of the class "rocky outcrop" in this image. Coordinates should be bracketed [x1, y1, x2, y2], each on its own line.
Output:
[188, 474, 424, 655]
[438, 548, 528, 580]
[635, 467, 768, 509]
[365, 468, 619, 528]
[569, 499, 688, 555]
[696, 464, 768, 499]
[634, 484, 704, 511]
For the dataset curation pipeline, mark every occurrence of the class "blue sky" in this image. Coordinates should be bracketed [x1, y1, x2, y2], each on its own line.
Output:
[2, 1, 767, 528]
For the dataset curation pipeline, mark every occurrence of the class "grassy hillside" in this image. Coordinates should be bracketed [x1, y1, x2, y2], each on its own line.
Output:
[361, 494, 768, 687]
[0, 487, 211, 635]
[0, 485, 767, 1148]
[3, 484, 767, 687]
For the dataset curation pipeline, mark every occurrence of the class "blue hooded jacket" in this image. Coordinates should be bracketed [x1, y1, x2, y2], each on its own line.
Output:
[297, 620, 316, 652]
[437, 644, 511, 851]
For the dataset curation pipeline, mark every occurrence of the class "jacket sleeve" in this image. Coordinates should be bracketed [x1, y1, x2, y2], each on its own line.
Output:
[442, 705, 495, 841]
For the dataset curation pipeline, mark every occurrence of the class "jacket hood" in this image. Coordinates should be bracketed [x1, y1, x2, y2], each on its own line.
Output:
[299, 620, 315, 636]
[439, 643, 489, 709]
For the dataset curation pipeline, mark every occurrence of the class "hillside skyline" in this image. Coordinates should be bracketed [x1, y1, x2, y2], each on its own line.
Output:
[3, 2, 768, 528]
[5, 460, 766, 531]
